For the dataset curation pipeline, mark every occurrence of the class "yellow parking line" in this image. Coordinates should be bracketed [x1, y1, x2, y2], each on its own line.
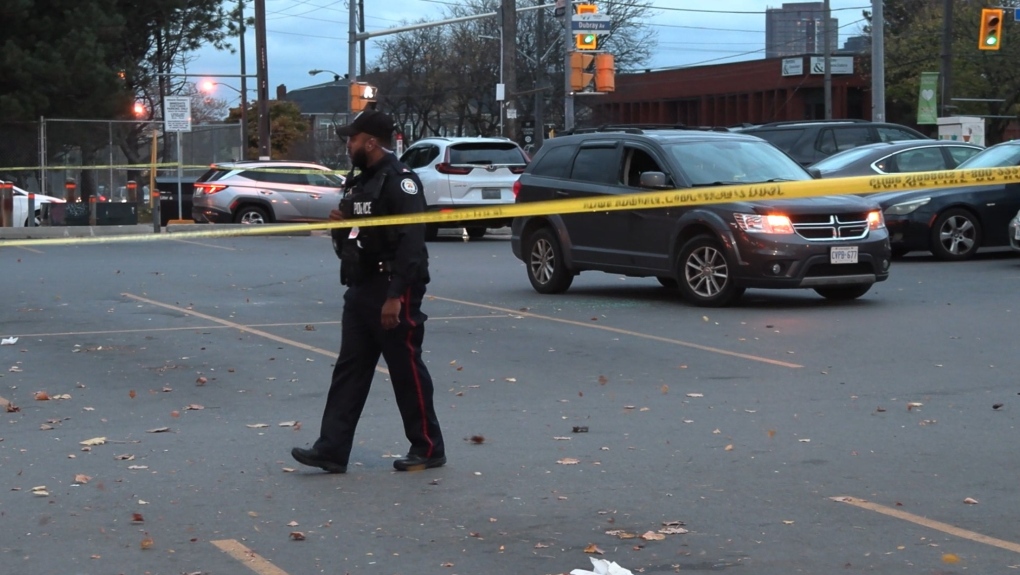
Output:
[832, 496, 1020, 554]
[170, 238, 237, 250]
[211, 539, 291, 575]
[15, 245, 44, 254]
[430, 296, 803, 369]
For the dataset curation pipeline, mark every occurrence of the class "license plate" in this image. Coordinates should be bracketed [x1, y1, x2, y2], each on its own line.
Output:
[481, 188, 500, 200]
[830, 246, 858, 264]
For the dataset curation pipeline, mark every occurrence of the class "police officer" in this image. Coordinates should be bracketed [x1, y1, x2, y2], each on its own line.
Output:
[292, 110, 445, 473]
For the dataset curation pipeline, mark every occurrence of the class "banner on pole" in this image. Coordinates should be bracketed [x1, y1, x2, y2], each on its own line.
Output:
[917, 72, 939, 125]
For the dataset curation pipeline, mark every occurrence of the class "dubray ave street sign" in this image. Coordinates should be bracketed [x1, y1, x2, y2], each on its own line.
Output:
[571, 14, 611, 34]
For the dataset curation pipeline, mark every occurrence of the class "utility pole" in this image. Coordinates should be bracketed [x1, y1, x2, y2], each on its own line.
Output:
[501, 0, 518, 142]
[872, 0, 885, 122]
[940, 0, 953, 118]
[348, 0, 357, 118]
[238, 0, 249, 159]
[358, 0, 366, 77]
[534, 0, 545, 150]
[562, 2, 574, 132]
[823, 0, 832, 119]
[254, 0, 270, 159]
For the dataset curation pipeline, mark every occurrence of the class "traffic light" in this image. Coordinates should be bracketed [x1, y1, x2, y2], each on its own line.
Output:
[575, 3, 598, 51]
[576, 32, 597, 50]
[350, 82, 378, 113]
[570, 52, 595, 92]
[978, 8, 1004, 51]
[594, 53, 615, 93]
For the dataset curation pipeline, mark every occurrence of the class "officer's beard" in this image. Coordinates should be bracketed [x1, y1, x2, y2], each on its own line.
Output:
[349, 147, 369, 170]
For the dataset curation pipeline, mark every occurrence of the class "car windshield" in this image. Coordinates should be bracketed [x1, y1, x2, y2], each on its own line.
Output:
[810, 146, 878, 171]
[956, 143, 1020, 169]
[664, 140, 809, 185]
[449, 143, 526, 166]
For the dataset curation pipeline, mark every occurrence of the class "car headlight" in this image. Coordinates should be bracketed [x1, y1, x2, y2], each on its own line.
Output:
[734, 213, 794, 234]
[883, 197, 930, 216]
[867, 210, 885, 231]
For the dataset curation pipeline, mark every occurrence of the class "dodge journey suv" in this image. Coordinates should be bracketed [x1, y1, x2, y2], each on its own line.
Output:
[510, 126, 892, 307]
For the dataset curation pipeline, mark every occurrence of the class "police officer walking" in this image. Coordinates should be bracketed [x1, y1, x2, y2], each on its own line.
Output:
[292, 110, 445, 473]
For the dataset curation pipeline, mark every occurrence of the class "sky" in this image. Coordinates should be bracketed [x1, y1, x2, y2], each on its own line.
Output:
[188, 1, 875, 107]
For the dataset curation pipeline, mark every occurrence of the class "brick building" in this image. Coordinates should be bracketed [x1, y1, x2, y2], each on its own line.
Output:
[591, 55, 872, 128]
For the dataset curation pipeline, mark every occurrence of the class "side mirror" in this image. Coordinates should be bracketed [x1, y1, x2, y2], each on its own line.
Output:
[639, 171, 669, 188]
[807, 167, 822, 179]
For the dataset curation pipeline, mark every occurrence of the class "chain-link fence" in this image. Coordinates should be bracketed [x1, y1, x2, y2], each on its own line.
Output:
[0, 118, 241, 199]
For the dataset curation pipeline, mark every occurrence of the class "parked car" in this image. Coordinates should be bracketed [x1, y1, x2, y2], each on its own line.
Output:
[1009, 209, 1020, 253]
[2, 181, 66, 227]
[809, 140, 983, 178]
[738, 119, 928, 166]
[399, 137, 528, 240]
[191, 161, 345, 224]
[872, 140, 1020, 260]
[510, 126, 891, 307]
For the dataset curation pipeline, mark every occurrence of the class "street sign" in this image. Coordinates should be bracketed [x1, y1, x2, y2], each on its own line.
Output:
[164, 96, 192, 133]
[506, 107, 518, 120]
[571, 14, 611, 34]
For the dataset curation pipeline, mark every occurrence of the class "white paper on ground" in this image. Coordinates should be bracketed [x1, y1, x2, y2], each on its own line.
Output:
[1, 337, 18, 345]
[570, 557, 634, 575]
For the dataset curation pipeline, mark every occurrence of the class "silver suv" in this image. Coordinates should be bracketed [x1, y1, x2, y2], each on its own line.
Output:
[399, 137, 528, 240]
[192, 161, 345, 224]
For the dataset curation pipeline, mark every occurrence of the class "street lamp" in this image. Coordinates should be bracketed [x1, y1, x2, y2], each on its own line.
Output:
[308, 69, 343, 82]
[200, 80, 250, 160]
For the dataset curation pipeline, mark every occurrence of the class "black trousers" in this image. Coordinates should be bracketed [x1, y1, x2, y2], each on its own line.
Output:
[314, 274, 444, 465]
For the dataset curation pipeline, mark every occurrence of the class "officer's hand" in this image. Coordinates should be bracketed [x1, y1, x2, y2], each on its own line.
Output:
[329, 209, 344, 221]
[381, 297, 402, 330]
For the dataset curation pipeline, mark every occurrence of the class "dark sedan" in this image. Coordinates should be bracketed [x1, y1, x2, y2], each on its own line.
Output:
[810, 140, 982, 178]
[871, 140, 1020, 260]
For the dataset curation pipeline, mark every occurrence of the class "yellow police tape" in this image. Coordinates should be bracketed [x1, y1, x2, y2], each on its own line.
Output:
[1, 166, 1018, 248]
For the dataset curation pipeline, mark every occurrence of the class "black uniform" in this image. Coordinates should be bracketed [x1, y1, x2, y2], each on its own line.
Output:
[313, 152, 444, 466]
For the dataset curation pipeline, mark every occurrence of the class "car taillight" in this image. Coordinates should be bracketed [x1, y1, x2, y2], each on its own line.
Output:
[513, 180, 521, 198]
[509, 165, 526, 174]
[196, 184, 227, 195]
[435, 163, 473, 175]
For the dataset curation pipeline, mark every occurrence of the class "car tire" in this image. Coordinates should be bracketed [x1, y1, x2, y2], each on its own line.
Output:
[676, 235, 744, 307]
[525, 227, 573, 294]
[425, 224, 439, 242]
[814, 284, 872, 301]
[234, 205, 269, 224]
[930, 208, 980, 261]
[466, 226, 487, 239]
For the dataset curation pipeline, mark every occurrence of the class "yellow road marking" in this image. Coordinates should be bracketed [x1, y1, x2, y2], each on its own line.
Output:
[431, 296, 803, 369]
[14, 245, 44, 254]
[211, 539, 291, 575]
[832, 496, 1020, 554]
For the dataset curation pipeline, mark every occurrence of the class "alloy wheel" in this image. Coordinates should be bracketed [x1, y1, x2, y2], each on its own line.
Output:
[684, 245, 729, 298]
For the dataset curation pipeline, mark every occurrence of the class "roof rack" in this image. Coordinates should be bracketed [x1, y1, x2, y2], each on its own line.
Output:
[560, 123, 731, 136]
[754, 118, 871, 128]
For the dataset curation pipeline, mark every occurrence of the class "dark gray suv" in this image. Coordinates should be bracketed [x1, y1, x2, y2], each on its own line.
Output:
[738, 119, 928, 167]
[510, 127, 892, 307]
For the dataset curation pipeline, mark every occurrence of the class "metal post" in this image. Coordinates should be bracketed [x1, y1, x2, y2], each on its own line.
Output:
[823, 0, 832, 119]
[176, 133, 183, 221]
[152, 189, 161, 233]
[534, 0, 545, 150]
[39, 117, 46, 196]
[254, 0, 271, 159]
[940, 0, 952, 118]
[108, 122, 114, 201]
[872, 0, 886, 122]
[563, 4, 574, 132]
[0, 183, 12, 228]
[239, 0, 249, 159]
[499, 7, 505, 137]
[27, 192, 35, 227]
[89, 195, 97, 226]
[349, 0, 358, 108]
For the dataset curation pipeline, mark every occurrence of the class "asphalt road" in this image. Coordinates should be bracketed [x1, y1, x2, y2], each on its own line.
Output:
[2, 231, 1019, 575]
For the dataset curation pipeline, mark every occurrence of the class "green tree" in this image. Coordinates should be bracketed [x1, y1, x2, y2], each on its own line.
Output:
[226, 100, 308, 159]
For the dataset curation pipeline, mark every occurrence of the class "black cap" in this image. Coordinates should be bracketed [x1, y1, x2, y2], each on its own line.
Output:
[336, 109, 394, 139]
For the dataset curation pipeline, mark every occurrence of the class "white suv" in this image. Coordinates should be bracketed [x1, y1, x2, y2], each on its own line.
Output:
[399, 137, 528, 240]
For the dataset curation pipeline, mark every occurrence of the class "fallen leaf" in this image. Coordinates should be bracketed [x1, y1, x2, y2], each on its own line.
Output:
[468, 435, 485, 444]
[186, 404, 205, 411]
[127, 465, 149, 470]
[993, 403, 1004, 410]
[572, 426, 589, 433]
[282, 467, 296, 472]
[132, 513, 144, 523]
[74, 474, 91, 484]
[39, 424, 54, 431]
[287, 520, 299, 527]
[140, 536, 154, 550]
[767, 429, 776, 438]
[942, 553, 960, 564]
[278, 420, 298, 427]
[33, 490, 50, 497]
[34, 391, 50, 401]
[661, 385, 669, 394]
[52, 394, 71, 400]
[534, 543, 549, 548]
[128, 390, 136, 399]
[196, 376, 207, 385]
[641, 531, 666, 541]
[798, 439, 811, 443]
[876, 407, 887, 412]
[553, 436, 571, 440]
[658, 526, 689, 535]
[246, 423, 269, 429]
[907, 402, 923, 411]
[782, 520, 795, 525]
[114, 454, 135, 460]
[504, 377, 516, 383]
[598, 375, 608, 385]
[80, 437, 107, 446]
[0, 396, 19, 412]
[557, 457, 580, 465]
[583, 544, 605, 555]
[686, 393, 704, 398]
[724, 444, 734, 451]
[147, 427, 170, 433]
[304, 325, 316, 331]
[170, 411, 180, 418]
[289, 532, 306, 541]
[963, 497, 979, 505]
[441, 562, 455, 567]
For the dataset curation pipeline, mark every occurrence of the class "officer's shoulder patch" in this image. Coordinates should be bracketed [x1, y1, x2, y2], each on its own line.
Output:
[400, 178, 418, 195]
